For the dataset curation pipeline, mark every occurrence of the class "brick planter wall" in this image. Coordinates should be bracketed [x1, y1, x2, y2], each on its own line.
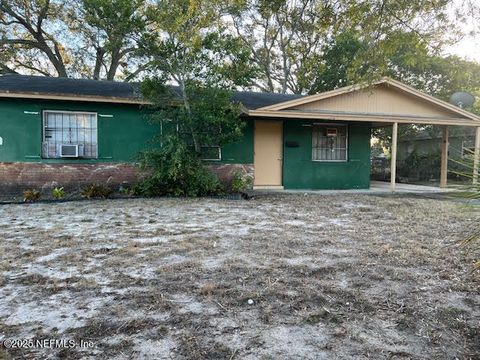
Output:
[0, 162, 255, 199]
[0, 162, 142, 198]
[207, 163, 254, 186]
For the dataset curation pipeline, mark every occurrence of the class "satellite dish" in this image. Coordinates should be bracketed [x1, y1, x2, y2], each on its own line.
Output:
[449, 92, 475, 109]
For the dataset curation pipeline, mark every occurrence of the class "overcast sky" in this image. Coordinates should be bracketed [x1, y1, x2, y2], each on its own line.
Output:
[444, 29, 480, 62]
[443, 1, 479, 62]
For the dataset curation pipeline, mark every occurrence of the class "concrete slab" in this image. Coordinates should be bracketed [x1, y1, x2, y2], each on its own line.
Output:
[369, 181, 451, 193]
[252, 181, 454, 195]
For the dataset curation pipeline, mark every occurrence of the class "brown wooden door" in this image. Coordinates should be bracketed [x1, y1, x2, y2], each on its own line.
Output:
[254, 120, 283, 186]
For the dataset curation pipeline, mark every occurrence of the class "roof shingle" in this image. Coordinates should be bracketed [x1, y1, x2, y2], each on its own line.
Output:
[0, 74, 304, 109]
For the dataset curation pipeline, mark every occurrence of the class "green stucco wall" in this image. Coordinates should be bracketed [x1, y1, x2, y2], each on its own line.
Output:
[0, 97, 372, 189]
[0, 98, 253, 165]
[220, 118, 253, 164]
[0, 98, 158, 163]
[282, 120, 371, 189]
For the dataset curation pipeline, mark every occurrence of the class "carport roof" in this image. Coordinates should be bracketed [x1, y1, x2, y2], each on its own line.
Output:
[247, 78, 480, 127]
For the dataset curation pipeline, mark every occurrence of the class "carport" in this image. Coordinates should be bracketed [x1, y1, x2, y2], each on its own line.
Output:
[247, 78, 480, 191]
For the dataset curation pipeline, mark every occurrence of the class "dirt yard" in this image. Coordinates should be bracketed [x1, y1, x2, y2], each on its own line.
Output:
[0, 194, 478, 359]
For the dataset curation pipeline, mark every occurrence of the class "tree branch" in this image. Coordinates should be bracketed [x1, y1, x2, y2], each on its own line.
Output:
[12, 60, 52, 76]
[0, 63, 19, 74]
[0, 38, 42, 48]
[124, 62, 151, 82]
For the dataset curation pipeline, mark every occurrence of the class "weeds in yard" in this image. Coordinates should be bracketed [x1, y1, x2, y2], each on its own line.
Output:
[177, 333, 234, 360]
[304, 307, 341, 324]
[449, 152, 480, 269]
[199, 282, 218, 297]
[52, 187, 66, 199]
[119, 185, 133, 196]
[23, 189, 40, 202]
[80, 183, 113, 199]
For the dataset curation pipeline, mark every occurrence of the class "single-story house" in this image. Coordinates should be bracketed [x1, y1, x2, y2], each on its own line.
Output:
[0, 74, 479, 195]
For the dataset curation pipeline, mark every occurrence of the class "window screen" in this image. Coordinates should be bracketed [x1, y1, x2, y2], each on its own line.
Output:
[312, 124, 347, 161]
[42, 111, 98, 158]
[200, 146, 221, 161]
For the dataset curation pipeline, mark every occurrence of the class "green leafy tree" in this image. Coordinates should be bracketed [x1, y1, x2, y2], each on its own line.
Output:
[136, 82, 245, 197]
[138, 0, 254, 152]
[134, 0, 253, 196]
[308, 31, 365, 93]
[229, 0, 337, 93]
[308, 30, 480, 101]
[141, 80, 245, 153]
[229, 0, 455, 94]
[309, 30, 480, 150]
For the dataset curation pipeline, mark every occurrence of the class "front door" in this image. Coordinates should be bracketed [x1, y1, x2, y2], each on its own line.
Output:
[254, 120, 283, 187]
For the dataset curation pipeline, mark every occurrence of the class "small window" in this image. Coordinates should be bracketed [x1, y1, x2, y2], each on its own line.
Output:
[42, 110, 98, 159]
[312, 124, 347, 161]
[200, 146, 221, 161]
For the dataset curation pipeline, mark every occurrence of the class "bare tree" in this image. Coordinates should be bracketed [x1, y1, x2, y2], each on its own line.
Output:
[0, 0, 69, 76]
[0, 0, 148, 80]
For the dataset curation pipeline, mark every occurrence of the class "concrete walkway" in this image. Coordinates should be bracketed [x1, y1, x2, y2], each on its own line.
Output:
[253, 181, 454, 195]
[369, 181, 451, 193]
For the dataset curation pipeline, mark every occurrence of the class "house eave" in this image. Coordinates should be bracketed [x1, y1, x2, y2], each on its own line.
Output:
[0, 90, 151, 105]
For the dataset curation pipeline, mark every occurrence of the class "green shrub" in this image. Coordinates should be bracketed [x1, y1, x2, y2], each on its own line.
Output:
[23, 189, 41, 202]
[81, 183, 113, 199]
[119, 185, 133, 196]
[134, 137, 223, 197]
[230, 171, 253, 193]
[52, 187, 65, 199]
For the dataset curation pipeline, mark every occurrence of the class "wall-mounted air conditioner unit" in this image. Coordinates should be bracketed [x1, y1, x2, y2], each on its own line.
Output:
[57, 144, 85, 158]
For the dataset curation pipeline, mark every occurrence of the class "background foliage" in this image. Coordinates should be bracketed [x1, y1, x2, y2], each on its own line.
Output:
[1, 0, 479, 100]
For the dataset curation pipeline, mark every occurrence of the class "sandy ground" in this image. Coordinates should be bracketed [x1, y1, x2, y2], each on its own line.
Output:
[0, 194, 478, 359]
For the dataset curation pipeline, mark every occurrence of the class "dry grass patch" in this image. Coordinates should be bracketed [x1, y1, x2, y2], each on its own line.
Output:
[0, 194, 478, 359]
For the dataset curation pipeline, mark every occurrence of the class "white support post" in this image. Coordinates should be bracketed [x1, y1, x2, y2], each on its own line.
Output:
[390, 122, 398, 192]
[474, 126, 480, 185]
[440, 126, 449, 188]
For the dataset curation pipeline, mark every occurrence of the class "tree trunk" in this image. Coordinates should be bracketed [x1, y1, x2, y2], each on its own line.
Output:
[93, 48, 105, 80]
[106, 49, 121, 80]
[180, 80, 201, 153]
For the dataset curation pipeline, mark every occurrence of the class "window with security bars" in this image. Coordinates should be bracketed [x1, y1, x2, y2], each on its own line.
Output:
[42, 111, 98, 158]
[312, 124, 347, 161]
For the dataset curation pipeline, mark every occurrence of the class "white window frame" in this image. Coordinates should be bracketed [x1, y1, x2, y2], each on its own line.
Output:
[200, 145, 222, 161]
[42, 110, 98, 159]
[312, 123, 348, 162]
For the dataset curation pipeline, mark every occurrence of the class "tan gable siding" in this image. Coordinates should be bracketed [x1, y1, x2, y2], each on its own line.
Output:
[292, 84, 460, 118]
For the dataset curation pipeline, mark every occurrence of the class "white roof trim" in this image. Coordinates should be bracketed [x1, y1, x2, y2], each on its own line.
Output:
[0, 90, 149, 105]
[247, 109, 480, 127]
